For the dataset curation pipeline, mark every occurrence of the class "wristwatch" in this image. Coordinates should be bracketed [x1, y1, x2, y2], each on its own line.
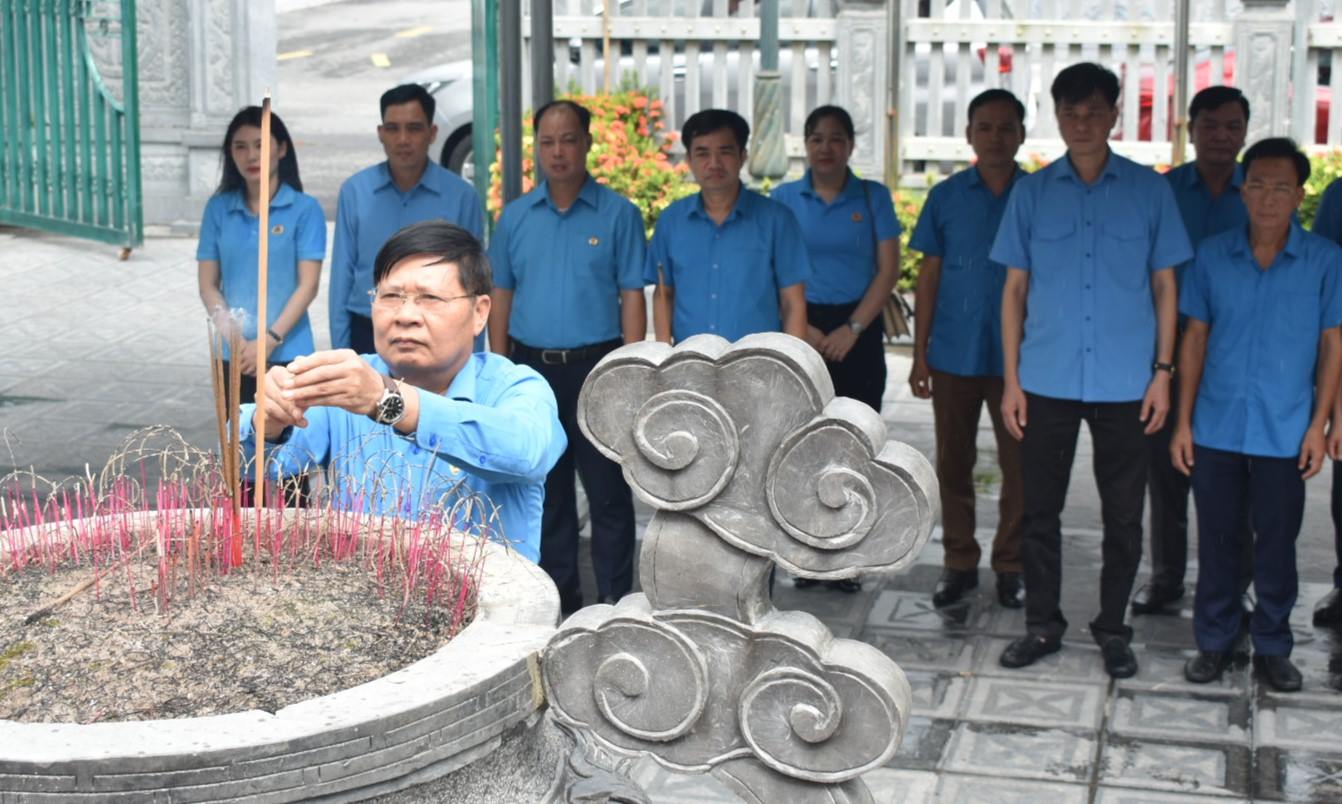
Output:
[847, 318, 865, 334]
[368, 374, 406, 426]
[1152, 361, 1176, 375]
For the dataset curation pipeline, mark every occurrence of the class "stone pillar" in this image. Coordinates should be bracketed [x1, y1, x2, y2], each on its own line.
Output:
[127, 0, 276, 230]
[835, 4, 888, 181]
[1232, 0, 1293, 143]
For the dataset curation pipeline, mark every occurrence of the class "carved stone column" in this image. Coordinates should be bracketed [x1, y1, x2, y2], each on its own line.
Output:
[835, 5, 888, 181]
[1232, 0, 1293, 143]
[542, 334, 938, 802]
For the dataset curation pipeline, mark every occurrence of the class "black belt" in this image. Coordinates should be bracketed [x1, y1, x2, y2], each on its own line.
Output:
[512, 338, 622, 366]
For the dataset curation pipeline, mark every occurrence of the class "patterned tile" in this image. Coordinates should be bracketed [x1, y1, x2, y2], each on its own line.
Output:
[970, 601, 1028, 636]
[1131, 611, 1200, 650]
[1098, 737, 1249, 796]
[867, 590, 977, 632]
[941, 723, 1097, 783]
[1110, 690, 1250, 744]
[934, 774, 1088, 803]
[1093, 788, 1248, 803]
[864, 767, 938, 803]
[1258, 700, 1342, 751]
[1117, 645, 1250, 697]
[961, 677, 1103, 729]
[904, 670, 968, 718]
[1255, 748, 1342, 802]
[972, 637, 1107, 682]
[864, 629, 980, 672]
[888, 717, 955, 771]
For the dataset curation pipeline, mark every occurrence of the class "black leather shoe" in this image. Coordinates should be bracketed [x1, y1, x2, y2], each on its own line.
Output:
[1131, 583, 1185, 615]
[793, 577, 821, 590]
[1255, 654, 1303, 692]
[825, 578, 862, 594]
[999, 635, 1061, 669]
[932, 568, 979, 607]
[1184, 650, 1230, 684]
[996, 572, 1024, 609]
[1100, 637, 1138, 679]
[1314, 588, 1342, 627]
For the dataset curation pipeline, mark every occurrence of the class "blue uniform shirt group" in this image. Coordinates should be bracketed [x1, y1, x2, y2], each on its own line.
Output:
[1181, 223, 1342, 458]
[239, 352, 566, 563]
[909, 165, 1025, 377]
[330, 161, 484, 348]
[195, 183, 327, 363]
[769, 169, 901, 305]
[1164, 162, 1248, 285]
[990, 153, 1193, 402]
[489, 177, 647, 349]
[645, 189, 812, 341]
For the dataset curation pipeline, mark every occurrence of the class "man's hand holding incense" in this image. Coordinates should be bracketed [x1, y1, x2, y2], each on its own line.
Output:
[278, 350, 386, 418]
[254, 364, 309, 438]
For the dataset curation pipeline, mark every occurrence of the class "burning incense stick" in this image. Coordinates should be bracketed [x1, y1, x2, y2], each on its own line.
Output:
[254, 92, 273, 541]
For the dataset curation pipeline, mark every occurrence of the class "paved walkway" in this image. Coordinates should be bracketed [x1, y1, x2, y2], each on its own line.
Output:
[4, 226, 1342, 802]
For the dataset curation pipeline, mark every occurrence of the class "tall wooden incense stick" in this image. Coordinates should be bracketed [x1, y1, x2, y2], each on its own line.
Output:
[253, 92, 273, 548]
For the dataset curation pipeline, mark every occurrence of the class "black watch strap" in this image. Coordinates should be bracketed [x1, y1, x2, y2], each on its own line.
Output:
[1153, 361, 1176, 375]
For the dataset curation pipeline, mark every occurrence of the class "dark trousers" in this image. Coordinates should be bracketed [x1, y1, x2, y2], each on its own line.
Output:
[1021, 393, 1146, 644]
[1332, 460, 1342, 589]
[807, 301, 887, 412]
[349, 314, 376, 356]
[515, 342, 636, 612]
[931, 370, 1023, 573]
[1191, 446, 1303, 656]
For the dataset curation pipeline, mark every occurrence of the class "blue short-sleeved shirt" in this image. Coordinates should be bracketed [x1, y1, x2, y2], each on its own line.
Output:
[989, 152, 1193, 402]
[1311, 176, 1342, 245]
[239, 352, 566, 562]
[769, 170, 900, 305]
[330, 161, 484, 349]
[489, 176, 647, 349]
[1164, 162, 1247, 285]
[908, 165, 1025, 377]
[196, 183, 327, 363]
[645, 188, 811, 341]
[1181, 224, 1342, 458]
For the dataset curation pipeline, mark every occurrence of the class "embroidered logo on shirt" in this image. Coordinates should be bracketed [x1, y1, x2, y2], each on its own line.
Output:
[851, 212, 863, 223]
[271, 224, 285, 235]
[589, 237, 600, 246]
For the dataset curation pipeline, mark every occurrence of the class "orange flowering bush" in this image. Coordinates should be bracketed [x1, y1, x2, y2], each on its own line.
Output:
[487, 90, 696, 236]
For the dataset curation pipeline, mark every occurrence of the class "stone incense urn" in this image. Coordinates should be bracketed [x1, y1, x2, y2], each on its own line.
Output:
[542, 333, 939, 803]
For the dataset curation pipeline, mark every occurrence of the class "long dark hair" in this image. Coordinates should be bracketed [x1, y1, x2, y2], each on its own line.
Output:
[215, 106, 303, 195]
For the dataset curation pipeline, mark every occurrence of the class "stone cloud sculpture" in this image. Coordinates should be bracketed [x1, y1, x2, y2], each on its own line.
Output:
[542, 333, 939, 803]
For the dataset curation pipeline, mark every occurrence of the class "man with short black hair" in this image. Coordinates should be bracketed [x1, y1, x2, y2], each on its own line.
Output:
[241, 220, 566, 563]
[991, 62, 1191, 678]
[646, 109, 810, 342]
[909, 88, 1028, 610]
[1135, 85, 1253, 616]
[1174, 138, 1342, 691]
[330, 84, 485, 353]
[488, 99, 646, 614]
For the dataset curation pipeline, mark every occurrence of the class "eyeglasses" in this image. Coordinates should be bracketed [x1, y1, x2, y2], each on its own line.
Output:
[368, 289, 475, 312]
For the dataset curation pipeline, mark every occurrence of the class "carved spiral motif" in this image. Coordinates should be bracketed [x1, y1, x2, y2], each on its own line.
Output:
[629, 390, 739, 510]
[589, 620, 710, 743]
[767, 426, 879, 551]
[738, 667, 845, 776]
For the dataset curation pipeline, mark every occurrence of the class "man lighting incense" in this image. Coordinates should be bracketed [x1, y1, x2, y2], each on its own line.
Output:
[238, 221, 566, 561]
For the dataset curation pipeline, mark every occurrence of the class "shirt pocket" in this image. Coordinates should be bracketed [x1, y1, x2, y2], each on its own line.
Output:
[1101, 217, 1150, 292]
[1273, 290, 1320, 343]
[1029, 219, 1075, 270]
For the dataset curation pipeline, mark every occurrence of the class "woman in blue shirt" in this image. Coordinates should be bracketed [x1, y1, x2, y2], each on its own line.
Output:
[772, 105, 902, 414]
[197, 106, 326, 405]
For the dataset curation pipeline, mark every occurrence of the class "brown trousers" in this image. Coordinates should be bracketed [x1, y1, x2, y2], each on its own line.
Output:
[931, 370, 1024, 573]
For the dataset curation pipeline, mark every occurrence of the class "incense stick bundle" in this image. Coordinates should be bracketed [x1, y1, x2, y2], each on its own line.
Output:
[254, 93, 274, 538]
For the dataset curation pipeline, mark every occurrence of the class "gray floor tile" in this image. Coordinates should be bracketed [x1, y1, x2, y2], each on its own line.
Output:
[1254, 748, 1342, 802]
[934, 773, 1089, 802]
[971, 637, 1107, 682]
[904, 670, 968, 719]
[1098, 736, 1250, 797]
[1109, 689, 1251, 744]
[864, 767, 939, 803]
[867, 589, 977, 632]
[1117, 646, 1251, 697]
[865, 629, 980, 673]
[887, 716, 955, 771]
[940, 723, 1096, 783]
[961, 676, 1104, 730]
[1092, 788, 1247, 803]
[1258, 699, 1342, 751]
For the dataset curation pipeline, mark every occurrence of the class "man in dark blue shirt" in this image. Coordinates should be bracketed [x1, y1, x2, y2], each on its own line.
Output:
[990, 63, 1191, 678]
[1135, 86, 1252, 616]
[1174, 138, 1342, 691]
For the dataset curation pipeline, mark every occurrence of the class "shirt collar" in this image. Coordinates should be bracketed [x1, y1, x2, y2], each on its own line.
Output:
[1053, 149, 1122, 184]
[225, 182, 297, 214]
[1228, 220, 1305, 260]
[1176, 161, 1244, 192]
[375, 161, 440, 196]
[690, 186, 750, 222]
[800, 169, 865, 201]
[532, 174, 601, 212]
[968, 163, 1024, 190]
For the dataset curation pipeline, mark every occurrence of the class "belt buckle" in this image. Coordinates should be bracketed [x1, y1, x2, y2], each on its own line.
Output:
[540, 348, 567, 365]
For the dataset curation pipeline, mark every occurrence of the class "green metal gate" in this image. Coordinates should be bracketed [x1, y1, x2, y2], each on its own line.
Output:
[0, 0, 142, 248]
